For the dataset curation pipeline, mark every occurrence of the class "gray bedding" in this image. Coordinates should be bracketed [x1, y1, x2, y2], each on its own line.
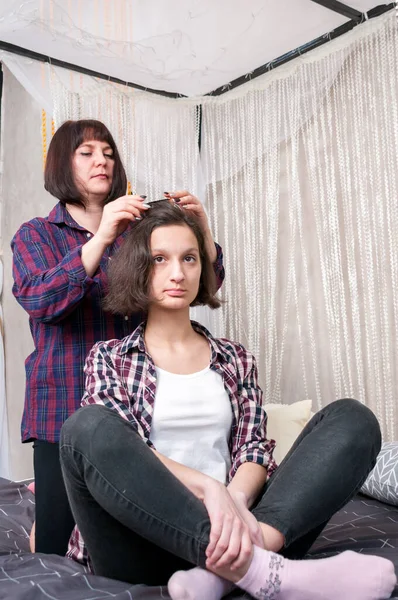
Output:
[0, 477, 397, 599]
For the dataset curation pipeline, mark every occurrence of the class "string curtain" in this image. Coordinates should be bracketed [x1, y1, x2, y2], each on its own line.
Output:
[202, 11, 398, 440]
[0, 10, 397, 440]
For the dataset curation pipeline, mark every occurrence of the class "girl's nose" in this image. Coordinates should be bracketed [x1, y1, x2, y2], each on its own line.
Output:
[170, 261, 184, 282]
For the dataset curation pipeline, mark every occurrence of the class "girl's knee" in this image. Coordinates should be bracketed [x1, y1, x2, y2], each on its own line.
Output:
[330, 398, 381, 453]
[60, 404, 110, 447]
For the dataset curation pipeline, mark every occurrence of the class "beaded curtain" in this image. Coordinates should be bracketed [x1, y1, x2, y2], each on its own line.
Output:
[201, 11, 398, 439]
[1, 11, 397, 440]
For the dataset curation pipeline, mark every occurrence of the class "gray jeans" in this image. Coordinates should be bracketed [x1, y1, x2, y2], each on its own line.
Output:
[60, 398, 381, 585]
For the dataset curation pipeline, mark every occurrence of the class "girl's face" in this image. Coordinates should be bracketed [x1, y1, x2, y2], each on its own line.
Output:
[149, 224, 202, 310]
[72, 139, 114, 204]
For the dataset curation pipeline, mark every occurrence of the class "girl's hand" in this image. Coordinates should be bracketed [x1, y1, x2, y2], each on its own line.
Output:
[202, 479, 253, 571]
[227, 489, 265, 549]
[96, 195, 150, 246]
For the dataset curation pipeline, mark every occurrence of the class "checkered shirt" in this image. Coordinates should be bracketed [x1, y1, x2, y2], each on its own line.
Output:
[67, 321, 276, 568]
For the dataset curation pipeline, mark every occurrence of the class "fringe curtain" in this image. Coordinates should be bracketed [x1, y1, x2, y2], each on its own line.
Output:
[1, 11, 397, 438]
[202, 12, 398, 439]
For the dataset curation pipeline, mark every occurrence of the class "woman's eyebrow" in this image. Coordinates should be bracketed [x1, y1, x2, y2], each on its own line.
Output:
[80, 142, 112, 151]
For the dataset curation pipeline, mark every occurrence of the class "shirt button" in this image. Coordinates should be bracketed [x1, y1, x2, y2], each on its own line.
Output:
[124, 315, 129, 321]
[86, 233, 91, 238]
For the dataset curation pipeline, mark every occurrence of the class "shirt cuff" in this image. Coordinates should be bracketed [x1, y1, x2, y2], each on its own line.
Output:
[61, 246, 96, 285]
[230, 445, 277, 481]
[213, 243, 225, 287]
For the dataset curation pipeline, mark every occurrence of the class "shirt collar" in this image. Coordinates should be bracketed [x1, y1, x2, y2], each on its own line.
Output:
[120, 321, 147, 355]
[48, 202, 86, 230]
[119, 320, 227, 365]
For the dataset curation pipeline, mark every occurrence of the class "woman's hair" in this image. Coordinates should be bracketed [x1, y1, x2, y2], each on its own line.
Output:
[44, 119, 127, 207]
[103, 201, 221, 314]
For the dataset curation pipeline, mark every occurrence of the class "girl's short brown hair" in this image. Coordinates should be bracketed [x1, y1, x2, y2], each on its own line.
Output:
[44, 119, 127, 207]
[103, 201, 221, 314]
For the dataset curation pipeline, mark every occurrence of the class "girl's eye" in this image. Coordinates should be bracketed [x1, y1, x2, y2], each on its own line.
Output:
[153, 256, 165, 263]
[104, 153, 114, 159]
[184, 256, 196, 263]
[80, 152, 92, 156]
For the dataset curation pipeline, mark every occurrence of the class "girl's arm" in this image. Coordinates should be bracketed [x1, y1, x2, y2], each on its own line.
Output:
[153, 449, 253, 571]
[227, 462, 268, 508]
[229, 351, 277, 481]
[151, 449, 212, 499]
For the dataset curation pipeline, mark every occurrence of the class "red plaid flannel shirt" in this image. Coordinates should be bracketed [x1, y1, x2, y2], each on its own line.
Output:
[67, 321, 276, 567]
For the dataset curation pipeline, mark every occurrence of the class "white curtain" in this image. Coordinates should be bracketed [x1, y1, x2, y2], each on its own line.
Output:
[201, 11, 398, 439]
[0, 10, 397, 442]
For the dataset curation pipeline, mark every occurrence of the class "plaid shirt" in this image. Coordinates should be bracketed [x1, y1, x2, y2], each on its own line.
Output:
[67, 320, 277, 567]
[11, 202, 225, 443]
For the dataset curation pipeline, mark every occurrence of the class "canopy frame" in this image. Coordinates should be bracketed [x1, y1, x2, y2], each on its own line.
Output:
[0, 3, 394, 99]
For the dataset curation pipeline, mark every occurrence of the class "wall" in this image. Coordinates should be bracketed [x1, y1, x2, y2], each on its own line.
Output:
[1, 67, 54, 479]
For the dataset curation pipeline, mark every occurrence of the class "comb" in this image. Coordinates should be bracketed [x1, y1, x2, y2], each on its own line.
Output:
[146, 198, 170, 206]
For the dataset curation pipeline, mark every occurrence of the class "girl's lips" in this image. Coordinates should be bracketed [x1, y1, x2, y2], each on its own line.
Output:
[165, 289, 185, 296]
[93, 174, 108, 179]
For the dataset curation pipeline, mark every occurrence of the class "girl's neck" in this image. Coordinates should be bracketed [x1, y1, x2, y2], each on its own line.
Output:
[145, 308, 196, 348]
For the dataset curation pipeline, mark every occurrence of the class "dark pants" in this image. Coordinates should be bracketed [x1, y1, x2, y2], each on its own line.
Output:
[33, 440, 75, 555]
[60, 399, 381, 585]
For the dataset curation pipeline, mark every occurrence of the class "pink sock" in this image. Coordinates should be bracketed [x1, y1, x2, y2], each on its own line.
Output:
[237, 546, 396, 600]
[168, 567, 235, 600]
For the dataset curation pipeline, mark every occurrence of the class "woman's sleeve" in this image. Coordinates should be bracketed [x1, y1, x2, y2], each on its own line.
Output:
[11, 223, 99, 324]
[229, 352, 277, 481]
[81, 341, 151, 444]
[213, 242, 225, 291]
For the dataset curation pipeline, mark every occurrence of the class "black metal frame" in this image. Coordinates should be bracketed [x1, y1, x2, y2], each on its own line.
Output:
[309, 0, 363, 21]
[205, 3, 394, 96]
[0, 40, 184, 99]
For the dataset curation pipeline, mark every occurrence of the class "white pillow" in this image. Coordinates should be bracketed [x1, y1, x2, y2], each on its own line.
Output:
[264, 400, 313, 464]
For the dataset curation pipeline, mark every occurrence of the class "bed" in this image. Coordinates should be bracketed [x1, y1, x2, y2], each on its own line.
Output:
[0, 476, 397, 599]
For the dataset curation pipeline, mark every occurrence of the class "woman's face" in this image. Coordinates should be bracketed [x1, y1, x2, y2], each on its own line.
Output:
[149, 224, 202, 310]
[72, 139, 114, 204]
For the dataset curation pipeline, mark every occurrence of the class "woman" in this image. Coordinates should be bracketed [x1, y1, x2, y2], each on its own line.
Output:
[60, 201, 395, 600]
[11, 120, 224, 556]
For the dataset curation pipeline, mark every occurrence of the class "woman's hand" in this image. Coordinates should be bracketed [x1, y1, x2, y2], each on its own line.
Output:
[95, 195, 150, 247]
[165, 191, 208, 227]
[203, 479, 253, 571]
[81, 195, 150, 277]
[165, 191, 217, 262]
[227, 489, 265, 549]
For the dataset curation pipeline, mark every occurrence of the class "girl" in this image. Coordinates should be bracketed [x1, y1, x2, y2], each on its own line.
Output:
[60, 201, 394, 600]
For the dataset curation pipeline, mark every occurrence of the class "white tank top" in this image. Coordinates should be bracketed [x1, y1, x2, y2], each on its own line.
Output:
[149, 365, 233, 484]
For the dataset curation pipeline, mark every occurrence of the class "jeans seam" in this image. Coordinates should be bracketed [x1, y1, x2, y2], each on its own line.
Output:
[61, 442, 207, 552]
